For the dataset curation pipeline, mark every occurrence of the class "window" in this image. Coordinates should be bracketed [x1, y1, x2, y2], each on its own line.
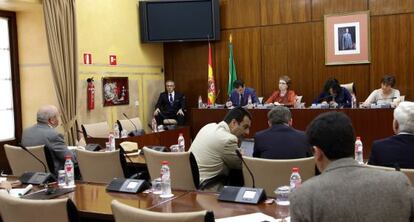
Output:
[0, 17, 15, 141]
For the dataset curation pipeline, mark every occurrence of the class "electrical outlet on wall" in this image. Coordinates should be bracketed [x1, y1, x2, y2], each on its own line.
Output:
[135, 100, 139, 106]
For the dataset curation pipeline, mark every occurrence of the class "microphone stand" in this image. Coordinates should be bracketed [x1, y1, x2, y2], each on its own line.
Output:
[122, 113, 141, 137]
[235, 149, 255, 188]
[20, 145, 48, 173]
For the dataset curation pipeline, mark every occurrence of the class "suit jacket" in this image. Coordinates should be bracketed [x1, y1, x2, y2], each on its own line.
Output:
[21, 123, 76, 174]
[368, 134, 414, 169]
[290, 158, 414, 222]
[229, 87, 259, 107]
[189, 121, 241, 190]
[155, 91, 185, 116]
[313, 87, 352, 108]
[253, 125, 311, 159]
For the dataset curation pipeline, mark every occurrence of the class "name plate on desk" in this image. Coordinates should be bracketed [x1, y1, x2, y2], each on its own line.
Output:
[218, 186, 266, 204]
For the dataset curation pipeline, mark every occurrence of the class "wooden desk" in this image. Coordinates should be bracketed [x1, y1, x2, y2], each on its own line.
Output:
[190, 108, 394, 157]
[85, 126, 191, 151]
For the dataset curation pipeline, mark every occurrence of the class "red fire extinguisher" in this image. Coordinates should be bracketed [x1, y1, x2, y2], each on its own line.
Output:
[87, 78, 95, 110]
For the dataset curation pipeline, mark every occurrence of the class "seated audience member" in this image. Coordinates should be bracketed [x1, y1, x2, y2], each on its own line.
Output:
[363, 74, 400, 107]
[229, 80, 259, 107]
[290, 111, 414, 222]
[368, 101, 414, 169]
[190, 107, 251, 191]
[265, 75, 297, 106]
[21, 105, 77, 175]
[154, 80, 186, 125]
[253, 106, 311, 159]
[313, 78, 352, 108]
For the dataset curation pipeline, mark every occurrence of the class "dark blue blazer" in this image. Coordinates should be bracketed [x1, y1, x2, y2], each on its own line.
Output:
[229, 87, 259, 107]
[253, 124, 312, 159]
[313, 87, 352, 108]
[155, 91, 186, 116]
[368, 134, 414, 169]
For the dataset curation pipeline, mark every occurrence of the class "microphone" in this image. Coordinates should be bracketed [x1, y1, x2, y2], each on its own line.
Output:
[20, 145, 48, 173]
[235, 149, 255, 188]
[122, 113, 142, 137]
[118, 146, 146, 179]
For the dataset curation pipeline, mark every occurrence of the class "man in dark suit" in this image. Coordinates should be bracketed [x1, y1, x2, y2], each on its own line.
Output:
[368, 101, 414, 169]
[229, 80, 259, 107]
[21, 105, 77, 175]
[290, 111, 414, 222]
[253, 106, 311, 159]
[154, 80, 186, 125]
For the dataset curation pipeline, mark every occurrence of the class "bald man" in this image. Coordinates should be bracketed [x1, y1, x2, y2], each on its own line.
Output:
[21, 105, 76, 175]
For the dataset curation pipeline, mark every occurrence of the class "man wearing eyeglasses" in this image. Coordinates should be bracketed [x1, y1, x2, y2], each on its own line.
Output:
[154, 80, 186, 125]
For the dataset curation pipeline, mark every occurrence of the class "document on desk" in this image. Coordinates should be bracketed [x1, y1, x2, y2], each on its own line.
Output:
[215, 212, 290, 222]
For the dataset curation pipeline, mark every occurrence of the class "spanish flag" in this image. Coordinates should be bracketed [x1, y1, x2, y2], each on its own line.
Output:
[207, 42, 216, 105]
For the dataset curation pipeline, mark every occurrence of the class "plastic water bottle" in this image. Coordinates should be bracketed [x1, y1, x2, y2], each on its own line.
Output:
[151, 117, 158, 133]
[198, 95, 203, 108]
[160, 161, 173, 198]
[351, 95, 357, 108]
[355, 136, 364, 164]
[108, 132, 115, 151]
[247, 94, 253, 106]
[177, 133, 185, 152]
[64, 155, 75, 187]
[113, 122, 120, 138]
[290, 167, 301, 192]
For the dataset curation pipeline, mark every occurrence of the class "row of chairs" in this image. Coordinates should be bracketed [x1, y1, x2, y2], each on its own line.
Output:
[0, 192, 214, 222]
[81, 117, 143, 138]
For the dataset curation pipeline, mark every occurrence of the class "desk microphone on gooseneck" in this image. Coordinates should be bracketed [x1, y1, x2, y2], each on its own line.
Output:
[235, 149, 255, 188]
[20, 144, 48, 173]
[18, 144, 54, 185]
[122, 113, 141, 137]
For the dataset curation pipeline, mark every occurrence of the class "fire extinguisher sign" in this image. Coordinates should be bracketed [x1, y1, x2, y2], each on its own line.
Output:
[83, 53, 92, 65]
[109, 55, 117, 66]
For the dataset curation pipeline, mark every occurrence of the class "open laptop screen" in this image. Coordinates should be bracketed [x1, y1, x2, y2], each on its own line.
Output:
[240, 138, 254, 157]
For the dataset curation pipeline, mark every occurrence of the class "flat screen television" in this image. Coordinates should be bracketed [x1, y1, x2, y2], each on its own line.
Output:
[139, 0, 220, 43]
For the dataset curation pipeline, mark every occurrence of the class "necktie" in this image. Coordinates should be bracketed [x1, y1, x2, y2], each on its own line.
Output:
[240, 94, 244, 106]
[169, 93, 173, 104]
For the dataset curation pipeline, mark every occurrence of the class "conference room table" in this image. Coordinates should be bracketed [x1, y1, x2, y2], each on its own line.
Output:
[189, 107, 394, 158]
[6, 181, 284, 222]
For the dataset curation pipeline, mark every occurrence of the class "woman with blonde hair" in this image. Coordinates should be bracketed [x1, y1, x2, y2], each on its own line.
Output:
[265, 75, 297, 106]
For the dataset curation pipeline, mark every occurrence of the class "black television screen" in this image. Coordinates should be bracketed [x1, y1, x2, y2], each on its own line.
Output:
[139, 0, 220, 42]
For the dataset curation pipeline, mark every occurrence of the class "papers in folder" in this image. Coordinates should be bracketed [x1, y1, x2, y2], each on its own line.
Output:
[215, 212, 290, 222]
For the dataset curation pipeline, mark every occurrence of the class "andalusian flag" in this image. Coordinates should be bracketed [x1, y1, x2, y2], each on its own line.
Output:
[207, 42, 216, 105]
[227, 34, 237, 96]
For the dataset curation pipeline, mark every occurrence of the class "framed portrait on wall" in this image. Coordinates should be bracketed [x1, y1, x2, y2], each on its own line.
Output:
[102, 77, 129, 106]
[324, 11, 370, 65]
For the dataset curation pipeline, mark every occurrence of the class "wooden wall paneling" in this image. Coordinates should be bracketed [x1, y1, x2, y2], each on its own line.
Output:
[261, 25, 288, 100]
[370, 14, 414, 101]
[311, 22, 370, 104]
[219, 0, 261, 29]
[260, 0, 311, 25]
[369, 0, 414, 16]
[287, 23, 314, 103]
[164, 43, 210, 108]
[312, 0, 368, 21]
[214, 29, 262, 102]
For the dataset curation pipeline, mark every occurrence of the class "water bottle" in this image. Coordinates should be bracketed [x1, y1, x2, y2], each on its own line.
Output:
[247, 94, 253, 106]
[108, 132, 115, 151]
[177, 133, 185, 152]
[355, 136, 364, 164]
[64, 155, 75, 187]
[151, 117, 158, 133]
[160, 161, 173, 198]
[289, 167, 301, 192]
[198, 95, 203, 108]
[113, 122, 120, 138]
[351, 94, 357, 108]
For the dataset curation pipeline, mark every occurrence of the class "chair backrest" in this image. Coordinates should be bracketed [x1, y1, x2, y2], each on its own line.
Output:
[76, 149, 126, 183]
[111, 200, 214, 222]
[4, 144, 51, 176]
[365, 164, 395, 171]
[242, 156, 315, 196]
[401, 168, 414, 186]
[340, 82, 356, 96]
[143, 147, 199, 190]
[117, 118, 143, 133]
[120, 141, 139, 153]
[0, 191, 80, 222]
[163, 119, 178, 125]
[81, 121, 110, 138]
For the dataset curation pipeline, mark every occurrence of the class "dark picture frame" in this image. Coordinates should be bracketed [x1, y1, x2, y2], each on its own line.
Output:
[102, 77, 129, 106]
